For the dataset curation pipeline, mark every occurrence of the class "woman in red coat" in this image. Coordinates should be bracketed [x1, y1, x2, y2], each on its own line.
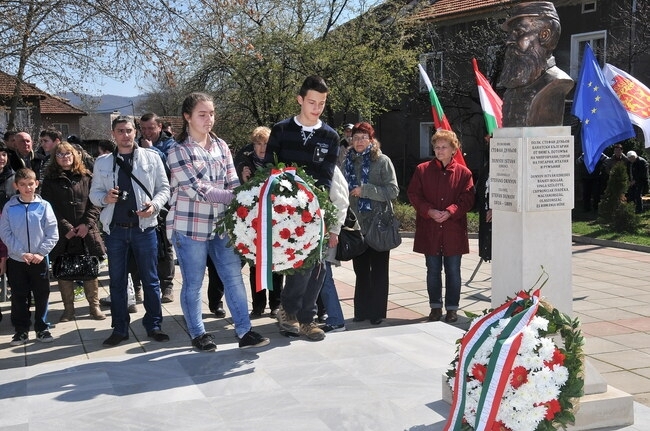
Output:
[407, 130, 475, 323]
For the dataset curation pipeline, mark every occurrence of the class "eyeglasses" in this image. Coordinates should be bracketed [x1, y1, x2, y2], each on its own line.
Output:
[351, 135, 370, 142]
[56, 152, 73, 158]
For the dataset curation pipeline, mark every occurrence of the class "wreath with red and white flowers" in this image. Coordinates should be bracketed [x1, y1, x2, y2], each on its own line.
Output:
[220, 163, 336, 275]
[445, 289, 584, 431]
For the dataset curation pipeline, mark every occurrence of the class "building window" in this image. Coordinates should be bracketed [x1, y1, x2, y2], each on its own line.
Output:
[419, 122, 435, 158]
[419, 52, 443, 90]
[4, 107, 34, 131]
[570, 31, 607, 79]
[582, 1, 596, 13]
[52, 123, 70, 137]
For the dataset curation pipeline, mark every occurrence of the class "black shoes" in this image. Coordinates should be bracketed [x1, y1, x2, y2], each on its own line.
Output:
[148, 330, 170, 342]
[428, 309, 443, 322]
[192, 333, 217, 352]
[211, 302, 226, 318]
[370, 318, 383, 325]
[238, 330, 270, 349]
[445, 310, 458, 323]
[103, 333, 129, 347]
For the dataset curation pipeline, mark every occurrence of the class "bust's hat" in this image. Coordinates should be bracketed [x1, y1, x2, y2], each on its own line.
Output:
[501, 1, 559, 30]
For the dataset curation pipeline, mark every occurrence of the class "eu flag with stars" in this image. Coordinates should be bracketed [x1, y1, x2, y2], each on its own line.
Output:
[572, 43, 635, 173]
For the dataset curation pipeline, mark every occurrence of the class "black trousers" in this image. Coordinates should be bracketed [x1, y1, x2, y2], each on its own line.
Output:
[352, 247, 390, 320]
[7, 258, 50, 333]
[249, 267, 283, 313]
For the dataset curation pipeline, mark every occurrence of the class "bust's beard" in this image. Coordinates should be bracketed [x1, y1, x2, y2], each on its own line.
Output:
[498, 44, 548, 89]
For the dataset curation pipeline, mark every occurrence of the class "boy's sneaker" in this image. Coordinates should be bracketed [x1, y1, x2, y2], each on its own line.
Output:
[299, 322, 325, 341]
[321, 323, 346, 333]
[10, 332, 28, 346]
[238, 330, 270, 349]
[35, 330, 54, 343]
[192, 333, 217, 352]
[276, 305, 299, 334]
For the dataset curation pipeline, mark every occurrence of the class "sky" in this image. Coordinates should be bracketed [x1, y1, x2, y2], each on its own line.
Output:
[78, 75, 143, 97]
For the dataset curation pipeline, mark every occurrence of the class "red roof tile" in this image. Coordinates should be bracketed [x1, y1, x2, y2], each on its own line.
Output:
[40, 95, 86, 115]
[0, 70, 47, 98]
[1, 71, 86, 116]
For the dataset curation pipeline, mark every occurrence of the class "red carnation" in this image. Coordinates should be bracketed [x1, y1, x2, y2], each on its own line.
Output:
[236, 206, 249, 219]
[538, 399, 561, 421]
[286, 206, 296, 215]
[295, 226, 305, 236]
[301, 210, 313, 223]
[471, 363, 487, 383]
[274, 204, 286, 213]
[293, 260, 304, 269]
[544, 349, 566, 370]
[236, 243, 250, 255]
[280, 228, 291, 239]
[491, 420, 511, 431]
[510, 366, 528, 389]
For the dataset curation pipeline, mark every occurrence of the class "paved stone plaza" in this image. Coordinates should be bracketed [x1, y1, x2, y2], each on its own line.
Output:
[1, 237, 650, 429]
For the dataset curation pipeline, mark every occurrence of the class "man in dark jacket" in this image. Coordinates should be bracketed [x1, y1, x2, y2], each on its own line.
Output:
[626, 150, 649, 213]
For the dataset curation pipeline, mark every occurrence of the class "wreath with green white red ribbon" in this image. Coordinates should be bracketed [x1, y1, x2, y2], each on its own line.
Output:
[444, 288, 584, 431]
[220, 163, 336, 287]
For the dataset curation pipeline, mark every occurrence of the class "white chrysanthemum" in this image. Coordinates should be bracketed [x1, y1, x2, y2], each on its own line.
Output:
[278, 179, 293, 192]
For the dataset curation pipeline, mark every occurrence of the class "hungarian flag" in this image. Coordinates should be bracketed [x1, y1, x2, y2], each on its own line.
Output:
[602, 63, 650, 147]
[418, 63, 466, 166]
[472, 58, 503, 135]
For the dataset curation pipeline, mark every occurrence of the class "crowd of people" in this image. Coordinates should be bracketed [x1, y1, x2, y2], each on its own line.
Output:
[0, 73, 558, 353]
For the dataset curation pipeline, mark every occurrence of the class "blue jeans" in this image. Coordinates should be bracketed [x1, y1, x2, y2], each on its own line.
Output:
[320, 262, 344, 326]
[425, 254, 462, 310]
[105, 226, 162, 336]
[172, 231, 251, 339]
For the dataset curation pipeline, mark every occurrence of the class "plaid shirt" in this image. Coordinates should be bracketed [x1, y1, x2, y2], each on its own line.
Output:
[167, 136, 240, 241]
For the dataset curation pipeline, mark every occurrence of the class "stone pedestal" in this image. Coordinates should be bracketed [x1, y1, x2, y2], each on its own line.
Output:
[490, 126, 573, 314]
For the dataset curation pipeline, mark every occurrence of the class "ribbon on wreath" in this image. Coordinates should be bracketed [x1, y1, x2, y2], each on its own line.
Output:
[254, 167, 325, 292]
[444, 289, 541, 431]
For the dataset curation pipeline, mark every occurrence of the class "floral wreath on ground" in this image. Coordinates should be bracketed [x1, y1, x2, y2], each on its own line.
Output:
[219, 162, 336, 275]
[445, 286, 584, 431]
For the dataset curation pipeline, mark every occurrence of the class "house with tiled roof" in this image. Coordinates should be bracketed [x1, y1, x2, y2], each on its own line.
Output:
[372, 0, 649, 190]
[0, 70, 87, 139]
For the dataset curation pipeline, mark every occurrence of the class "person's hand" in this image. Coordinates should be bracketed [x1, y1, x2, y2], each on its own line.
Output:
[140, 138, 153, 148]
[350, 186, 362, 198]
[22, 252, 43, 265]
[65, 228, 77, 240]
[430, 209, 450, 223]
[104, 187, 120, 204]
[135, 203, 154, 218]
[328, 233, 339, 249]
[242, 166, 252, 182]
[75, 224, 89, 238]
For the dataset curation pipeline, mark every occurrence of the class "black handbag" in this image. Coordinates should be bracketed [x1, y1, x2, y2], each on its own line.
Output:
[364, 199, 402, 252]
[52, 240, 100, 281]
[336, 208, 368, 261]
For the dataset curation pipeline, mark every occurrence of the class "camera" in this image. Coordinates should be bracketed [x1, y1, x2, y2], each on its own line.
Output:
[116, 190, 129, 201]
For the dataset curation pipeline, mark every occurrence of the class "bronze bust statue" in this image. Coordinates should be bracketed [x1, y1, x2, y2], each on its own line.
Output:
[498, 1, 574, 127]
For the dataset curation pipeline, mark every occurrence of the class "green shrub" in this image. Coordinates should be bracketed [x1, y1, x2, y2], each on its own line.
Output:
[393, 200, 479, 233]
[394, 200, 416, 231]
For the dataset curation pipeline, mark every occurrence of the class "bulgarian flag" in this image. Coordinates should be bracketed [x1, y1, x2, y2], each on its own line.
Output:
[418, 63, 466, 166]
[472, 58, 503, 135]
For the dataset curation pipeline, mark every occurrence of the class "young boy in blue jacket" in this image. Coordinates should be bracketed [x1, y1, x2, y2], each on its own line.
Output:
[0, 168, 59, 345]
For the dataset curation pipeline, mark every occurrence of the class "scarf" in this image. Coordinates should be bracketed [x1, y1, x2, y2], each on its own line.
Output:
[345, 144, 373, 212]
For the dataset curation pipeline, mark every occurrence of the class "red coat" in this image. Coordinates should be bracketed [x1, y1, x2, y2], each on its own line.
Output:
[407, 158, 475, 256]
